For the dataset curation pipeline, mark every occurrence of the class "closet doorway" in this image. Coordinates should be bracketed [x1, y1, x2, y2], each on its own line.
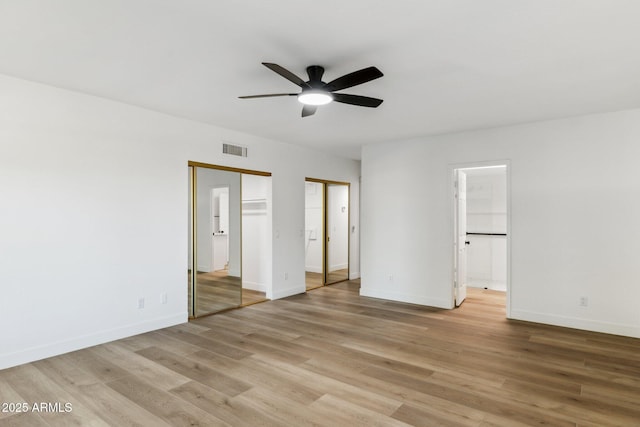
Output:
[188, 162, 271, 318]
[305, 178, 350, 290]
[452, 163, 509, 313]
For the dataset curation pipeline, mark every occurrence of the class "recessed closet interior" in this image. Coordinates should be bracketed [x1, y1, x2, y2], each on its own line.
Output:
[465, 166, 507, 291]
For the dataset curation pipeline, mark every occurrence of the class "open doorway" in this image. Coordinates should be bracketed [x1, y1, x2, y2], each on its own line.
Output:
[453, 164, 509, 314]
[305, 178, 350, 290]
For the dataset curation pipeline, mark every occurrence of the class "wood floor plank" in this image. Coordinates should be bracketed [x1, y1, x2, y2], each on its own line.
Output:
[0, 411, 50, 427]
[197, 327, 311, 365]
[135, 346, 252, 397]
[391, 402, 483, 427]
[156, 327, 254, 360]
[90, 342, 191, 391]
[105, 375, 229, 427]
[232, 386, 340, 427]
[0, 378, 27, 420]
[2, 364, 111, 426]
[300, 357, 490, 425]
[308, 393, 412, 427]
[55, 382, 172, 427]
[58, 349, 130, 384]
[186, 350, 324, 405]
[247, 352, 404, 416]
[169, 380, 283, 427]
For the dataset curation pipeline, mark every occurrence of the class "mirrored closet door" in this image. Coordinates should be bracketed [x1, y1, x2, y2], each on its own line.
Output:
[189, 162, 272, 318]
[191, 166, 242, 317]
[325, 183, 349, 284]
[305, 179, 350, 289]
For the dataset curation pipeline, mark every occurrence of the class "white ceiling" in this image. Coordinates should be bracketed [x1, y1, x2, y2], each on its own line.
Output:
[1, 1, 639, 159]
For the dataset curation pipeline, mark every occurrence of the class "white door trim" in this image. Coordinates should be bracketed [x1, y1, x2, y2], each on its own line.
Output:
[449, 160, 511, 318]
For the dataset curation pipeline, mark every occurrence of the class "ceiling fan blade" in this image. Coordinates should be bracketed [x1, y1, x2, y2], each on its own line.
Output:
[332, 93, 383, 108]
[323, 66, 383, 92]
[302, 105, 317, 117]
[238, 93, 297, 99]
[262, 63, 311, 88]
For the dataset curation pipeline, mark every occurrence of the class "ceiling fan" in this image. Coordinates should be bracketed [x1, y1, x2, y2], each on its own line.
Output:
[239, 62, 384, 117]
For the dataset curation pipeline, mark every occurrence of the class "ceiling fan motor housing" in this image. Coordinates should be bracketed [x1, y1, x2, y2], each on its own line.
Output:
[306, 65, 326, 86]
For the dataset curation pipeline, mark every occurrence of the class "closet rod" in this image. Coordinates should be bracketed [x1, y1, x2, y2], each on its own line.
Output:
[466, 232, 507, 236]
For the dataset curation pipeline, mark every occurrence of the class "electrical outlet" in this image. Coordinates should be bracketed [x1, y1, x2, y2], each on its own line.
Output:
[161, 293, 168, 304]
[284, 272, 288, 280]
[579, 296, 588, 307]
[138, 297, 145, 309]
[388, 274, 393, 282]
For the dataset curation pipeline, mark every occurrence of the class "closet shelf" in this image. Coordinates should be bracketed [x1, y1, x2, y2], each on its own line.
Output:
[467, 212, 507, 215]
[242, 199, 267, 215]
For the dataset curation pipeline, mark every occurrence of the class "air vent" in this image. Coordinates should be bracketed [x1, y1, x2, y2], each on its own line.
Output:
[223, 143, 247, 157]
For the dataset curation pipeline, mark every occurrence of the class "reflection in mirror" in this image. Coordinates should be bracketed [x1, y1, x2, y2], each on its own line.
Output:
[194, 167, 241, 316]
[326, 183, 349, 284]
[305, 181, 324, 290]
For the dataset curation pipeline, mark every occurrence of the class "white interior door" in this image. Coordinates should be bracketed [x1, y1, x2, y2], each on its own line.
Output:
[455, 170, 468, 306]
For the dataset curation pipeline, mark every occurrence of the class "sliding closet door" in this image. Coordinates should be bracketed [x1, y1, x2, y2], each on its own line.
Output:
[193, 167, 242, 316]
[304, 181, 324, 290]
[325, 183, 349, 284]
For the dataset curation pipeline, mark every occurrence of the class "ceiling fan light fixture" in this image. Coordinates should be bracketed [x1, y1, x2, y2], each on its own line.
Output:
[298, 90, 333, 106]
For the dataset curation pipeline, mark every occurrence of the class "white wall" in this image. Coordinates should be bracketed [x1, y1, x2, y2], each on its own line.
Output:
[304, 181, 323, 273]
[242, 174, 271, 293]
[361, 108, 640, 338]
[0, 74, 360, 369]
[466, 171, 507, 291]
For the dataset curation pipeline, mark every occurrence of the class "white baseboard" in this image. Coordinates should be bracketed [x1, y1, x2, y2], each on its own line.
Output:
[510, 309, 640, 339]
[0, 313, 186, 370]
[197, 264, 211, 272]
[271, 285, 305, 300]
[359, 287, 452, 309]
[305, 266, 322, 274]
[349, 271, 360, 280]
[330, 263, 348, 271]
[468, 280, 506, 291]
[242, 280, 266, 293]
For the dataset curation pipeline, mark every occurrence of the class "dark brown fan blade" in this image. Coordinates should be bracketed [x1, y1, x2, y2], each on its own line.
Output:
[301, 105, 317, 117]
[262, 63, 311, 88]
[323, 67, 383, 92]
[332, 93, 383, 108]
[239, 93, 297, 99]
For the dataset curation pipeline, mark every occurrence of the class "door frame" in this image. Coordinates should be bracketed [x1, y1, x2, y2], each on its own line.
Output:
[454, 169, 468, 306]
[306, 177, 351, 287]
[450, 160, 511, 318]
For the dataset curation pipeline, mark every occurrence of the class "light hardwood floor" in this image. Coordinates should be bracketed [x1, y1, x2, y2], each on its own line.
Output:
[1, 282, 639, 426]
